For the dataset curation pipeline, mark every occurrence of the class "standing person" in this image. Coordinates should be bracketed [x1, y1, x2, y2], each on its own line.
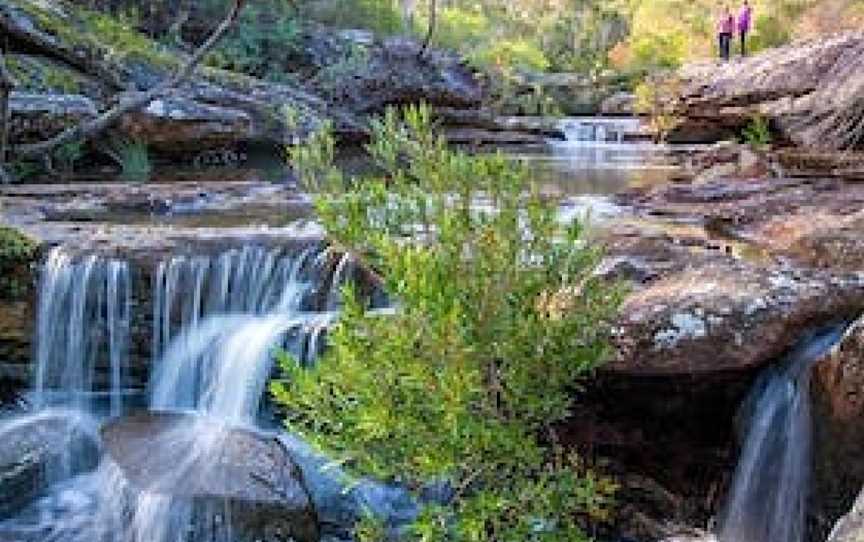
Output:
[718, 6, 734, 61]
[738, 1, 753, 56]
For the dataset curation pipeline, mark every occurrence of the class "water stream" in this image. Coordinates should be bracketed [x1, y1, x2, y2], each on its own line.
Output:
[719, 324, 847, 542]
[0, 244, 342, 542]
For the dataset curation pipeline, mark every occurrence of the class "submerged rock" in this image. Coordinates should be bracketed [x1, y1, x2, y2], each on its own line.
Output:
[0, 410, 101, 518]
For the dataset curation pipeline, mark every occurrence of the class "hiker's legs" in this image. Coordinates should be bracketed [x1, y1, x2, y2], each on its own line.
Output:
[719, 34, 730, 60]
[740, 31, 747, 56]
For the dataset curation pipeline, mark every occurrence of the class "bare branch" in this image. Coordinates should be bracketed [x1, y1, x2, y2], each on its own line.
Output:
[13, 0, 247, 161]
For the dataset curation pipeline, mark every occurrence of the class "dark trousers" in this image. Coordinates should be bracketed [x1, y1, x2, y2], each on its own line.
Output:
[740, 31, 748, 55]
[719, 33, 731, 60]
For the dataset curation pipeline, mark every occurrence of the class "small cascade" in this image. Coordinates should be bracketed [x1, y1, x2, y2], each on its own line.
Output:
[33, 247, 132, 415]
[0, 242, 349, 542]
[152, 244, 320, 361]
[719, 324, 847, 542]
[558, 117, 644, 144]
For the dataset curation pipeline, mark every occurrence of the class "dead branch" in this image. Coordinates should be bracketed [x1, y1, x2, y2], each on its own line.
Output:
[12, 0, 246, 161]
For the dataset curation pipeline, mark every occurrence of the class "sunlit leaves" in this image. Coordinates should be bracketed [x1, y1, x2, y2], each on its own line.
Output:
[274, 104, 621, 541]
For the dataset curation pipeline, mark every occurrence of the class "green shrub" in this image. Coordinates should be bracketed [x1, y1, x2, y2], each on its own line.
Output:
[306, 0, 403, 35]
[116, 140, 153, 182]
[470, 38, 551, 72]
[0, 226, 37, 300]
[272, 105, 621, 541]
[205, 4, 300, 80]
[741, 115, 772, 148]
[748, 14, 791, 52]
[431, 7, 490, 51]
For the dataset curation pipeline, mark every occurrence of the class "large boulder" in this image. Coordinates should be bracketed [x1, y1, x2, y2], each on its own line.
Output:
[828, 488, 864, 542]
[667, 32, 864, 147]
[102, 412, 319, 542]
[0, 410, 101, 518]
[812, 316, 864, 532]
[606, 176, 864, 376]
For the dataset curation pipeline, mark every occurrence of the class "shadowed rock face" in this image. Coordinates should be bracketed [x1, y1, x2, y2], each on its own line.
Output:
[812, 317, 864, 538]
[101, 412, 319, 542]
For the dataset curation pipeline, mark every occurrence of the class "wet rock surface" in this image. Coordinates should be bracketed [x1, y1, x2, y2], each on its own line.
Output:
[102, 412, 319, 542]
[0, 411, 101, 518]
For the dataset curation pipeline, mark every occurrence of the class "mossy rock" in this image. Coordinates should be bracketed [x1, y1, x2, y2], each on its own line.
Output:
[0, 226, 38, 301]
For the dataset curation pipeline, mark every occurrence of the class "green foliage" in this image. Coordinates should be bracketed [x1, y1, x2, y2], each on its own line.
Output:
[205, 4, 301, 80]
[354, 513, 388, 542]
[741, 115, 772, 148]
[470, 39, 550, 72]
[272, 105, 621, 541]
[306, 0, 403, 34]
[0, 226, 37, 300]
[634, 77, 682, 142]
[747, 14, 792, 51]
[115, 140, 153, 182]
[53, 141, 84, 177]
[312, 43, 372, 92]
[12, 0, 176, 70]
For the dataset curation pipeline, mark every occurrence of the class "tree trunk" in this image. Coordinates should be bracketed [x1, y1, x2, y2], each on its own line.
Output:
[14, 0, 247, 161]
[418, 0, 437, 59]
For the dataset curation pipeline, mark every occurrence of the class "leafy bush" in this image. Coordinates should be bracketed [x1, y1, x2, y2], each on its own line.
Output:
[634, 77, 682, 142]
[305, 0, 403, 35]
[748, 14, 791, 52]
[115, 140, 153, 182]
[471, 38, 551, 72]
[205, 4, 301, 80]
[431, 7, 491, 52]
[272, 105, 621, 541]
[741, 115, 772, 148]
[0, 226, 37, 300]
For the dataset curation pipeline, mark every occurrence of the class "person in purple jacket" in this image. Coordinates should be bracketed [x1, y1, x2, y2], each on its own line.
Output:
[718, 6, 735, 60]
[738, 1, 753, 56]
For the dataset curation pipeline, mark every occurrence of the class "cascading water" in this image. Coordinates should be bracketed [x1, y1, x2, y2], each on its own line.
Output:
[33, 247, 132, 416]
[0, 242, 343, 542]
[558, 117, 644, 144]
[719, 324, 847, 542]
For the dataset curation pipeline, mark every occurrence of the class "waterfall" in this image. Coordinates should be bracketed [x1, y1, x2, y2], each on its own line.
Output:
[33, 247, 131, 416]
[152, 245, 319, 361]
[719, 324, 847, 542]
[558, 117, 643, 144]
[0, 242, 346, 542]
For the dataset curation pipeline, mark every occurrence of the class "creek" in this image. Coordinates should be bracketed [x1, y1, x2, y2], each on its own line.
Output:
[0, 116, 842, 542]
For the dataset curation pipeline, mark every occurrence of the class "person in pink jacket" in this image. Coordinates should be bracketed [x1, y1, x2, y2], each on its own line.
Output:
[718, 6, 735, 60]
[738, 1, 753, 56]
